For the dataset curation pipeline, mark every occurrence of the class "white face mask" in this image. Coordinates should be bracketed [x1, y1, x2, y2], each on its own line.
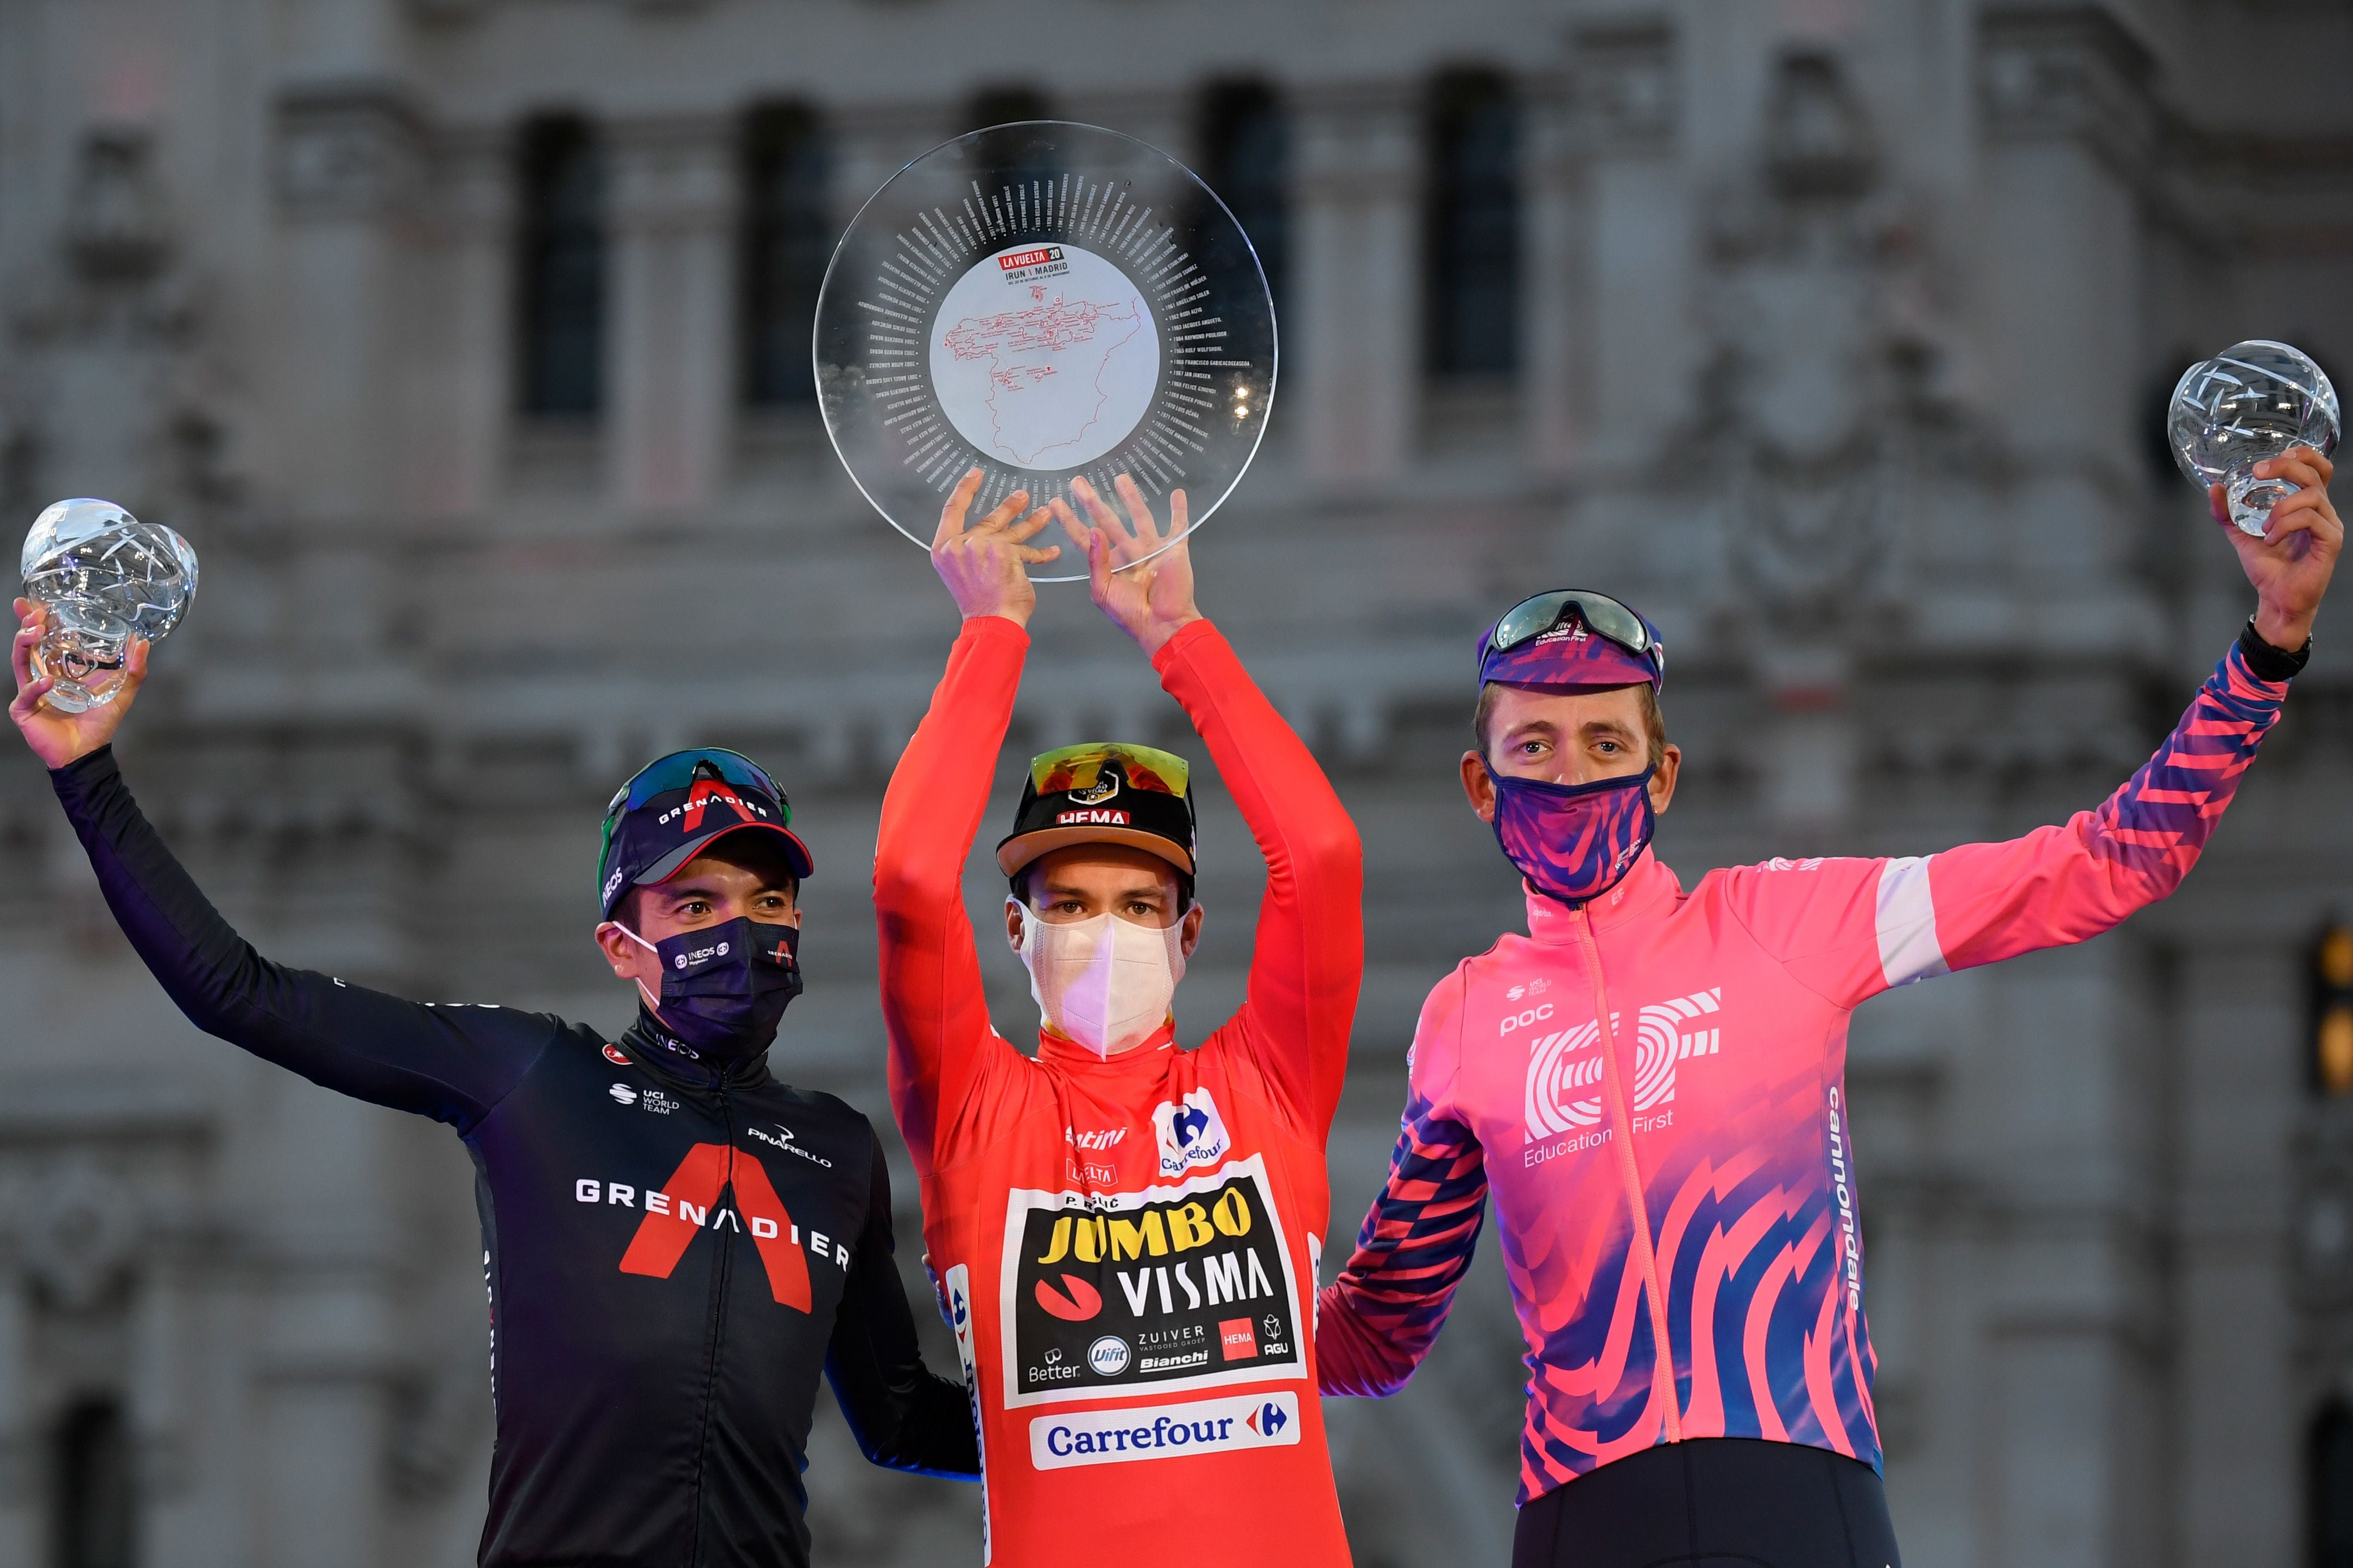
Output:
[1010, 899, 1188, 1057]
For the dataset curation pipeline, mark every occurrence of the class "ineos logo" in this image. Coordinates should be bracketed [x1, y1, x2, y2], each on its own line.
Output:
[674, 941, 730, 970]
[1500, 1003, 1555, 1037]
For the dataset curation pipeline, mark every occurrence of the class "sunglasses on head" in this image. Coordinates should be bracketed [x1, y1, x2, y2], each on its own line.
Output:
[601, 748, 790, 865]
[1029, 742, 1191, 799]
[1483, 590, 1663, 673]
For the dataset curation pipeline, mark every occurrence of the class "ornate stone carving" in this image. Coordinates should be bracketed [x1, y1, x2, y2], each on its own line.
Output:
[1978, 5, 2158, 171]
[1571, 18, 1677, 152]
[3, 126, 244, 535]
[274, 83, 427, 220]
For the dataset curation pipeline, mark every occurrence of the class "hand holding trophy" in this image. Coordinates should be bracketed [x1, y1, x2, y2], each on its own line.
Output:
[12, 498, 199, 767]
[818, 120, 1275, 585]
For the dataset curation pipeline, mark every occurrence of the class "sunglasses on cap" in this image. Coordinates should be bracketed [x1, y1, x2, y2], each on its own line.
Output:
[1482, 589, 1664, 673]
[1029, 741, 1191, 799]
[601, 748, 790, 855]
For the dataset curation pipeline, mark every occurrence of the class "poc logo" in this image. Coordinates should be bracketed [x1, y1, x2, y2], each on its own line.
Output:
[1501, 1003, 1555, 1037]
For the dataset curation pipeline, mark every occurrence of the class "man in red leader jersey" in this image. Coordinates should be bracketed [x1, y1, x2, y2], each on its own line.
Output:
[875, 467, 1364, 1565]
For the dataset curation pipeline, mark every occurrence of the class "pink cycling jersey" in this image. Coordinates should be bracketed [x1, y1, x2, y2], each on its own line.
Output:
[1316, 641, 2291, 1502]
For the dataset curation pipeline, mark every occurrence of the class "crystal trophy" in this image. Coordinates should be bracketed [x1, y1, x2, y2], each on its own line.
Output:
[19, 498, 198, 713]
[815, 121, 1277, 581]
[2169, 340, 2341, 537]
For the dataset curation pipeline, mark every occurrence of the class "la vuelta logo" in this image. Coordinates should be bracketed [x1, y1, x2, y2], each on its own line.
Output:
[613, 1144, 811, 1310]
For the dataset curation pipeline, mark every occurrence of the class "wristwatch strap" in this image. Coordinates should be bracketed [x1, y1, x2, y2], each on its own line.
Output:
[2239, 617, 2312, 682]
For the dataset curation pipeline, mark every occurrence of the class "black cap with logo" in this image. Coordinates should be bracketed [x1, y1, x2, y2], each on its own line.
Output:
[996, 741, 1198, 881]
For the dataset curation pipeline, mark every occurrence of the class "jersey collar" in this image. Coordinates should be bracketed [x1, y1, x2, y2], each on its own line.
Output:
[1035, 1017, 1180, 1070]
[1522, 848, 1681, 942]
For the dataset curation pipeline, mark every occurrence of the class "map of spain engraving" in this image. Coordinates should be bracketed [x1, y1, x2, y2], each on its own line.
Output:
[930, 243, 1160, 471]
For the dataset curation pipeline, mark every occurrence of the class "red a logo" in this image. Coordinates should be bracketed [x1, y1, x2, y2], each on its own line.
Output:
[680, 779, 754, 834]
[618, 1144, 811, 1311]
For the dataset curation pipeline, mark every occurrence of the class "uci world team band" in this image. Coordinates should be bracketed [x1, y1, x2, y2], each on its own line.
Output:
[10, 435, 2338, 1568]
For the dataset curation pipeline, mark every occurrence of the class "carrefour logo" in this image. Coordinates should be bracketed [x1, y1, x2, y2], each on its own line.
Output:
[1028, 1392, 1302, 1470]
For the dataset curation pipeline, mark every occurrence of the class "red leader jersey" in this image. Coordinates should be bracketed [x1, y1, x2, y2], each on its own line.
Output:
[875, 615, 1363, 1567]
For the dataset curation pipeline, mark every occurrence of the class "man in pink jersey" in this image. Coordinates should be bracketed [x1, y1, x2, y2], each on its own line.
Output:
[1316, 447, 2341, 1567]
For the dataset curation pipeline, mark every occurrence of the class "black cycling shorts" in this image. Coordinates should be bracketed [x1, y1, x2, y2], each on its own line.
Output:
[1510, 1438, 1902, 1568]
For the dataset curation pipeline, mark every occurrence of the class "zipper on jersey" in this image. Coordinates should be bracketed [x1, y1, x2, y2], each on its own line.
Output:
[1570, 906, 1683, 1444]
[684, 1081, 738, 1565]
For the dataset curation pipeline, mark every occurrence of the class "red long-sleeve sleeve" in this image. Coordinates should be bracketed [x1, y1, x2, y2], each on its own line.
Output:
[1154, 619, 1364, 1137]
[874, 614, 1030, 1179]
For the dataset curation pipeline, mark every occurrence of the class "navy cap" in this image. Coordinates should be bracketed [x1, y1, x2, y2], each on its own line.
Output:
[598, 751, 813, 921]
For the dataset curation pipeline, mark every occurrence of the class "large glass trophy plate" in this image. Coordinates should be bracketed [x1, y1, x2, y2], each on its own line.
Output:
[817, 122, 1276, 581]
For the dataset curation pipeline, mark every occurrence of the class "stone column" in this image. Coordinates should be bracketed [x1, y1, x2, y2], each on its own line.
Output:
[1292, 82, 1420, 487]
[1520, 71, 1583, 477]
[269, 82, 428, 525]
[420, 124, 513, 521]
[608, 114, 736, 516]
[1564, 18, 1685, 480]
[1972, 7, 2159, 620]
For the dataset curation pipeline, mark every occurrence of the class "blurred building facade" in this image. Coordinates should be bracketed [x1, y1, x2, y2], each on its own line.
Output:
[0, 1, 2349, 1565]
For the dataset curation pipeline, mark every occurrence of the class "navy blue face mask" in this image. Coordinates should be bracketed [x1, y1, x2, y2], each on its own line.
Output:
[1487, 763, 1656, 908]
[627, 917, 804, 1059]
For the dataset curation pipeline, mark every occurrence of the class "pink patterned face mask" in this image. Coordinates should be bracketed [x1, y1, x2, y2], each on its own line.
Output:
[1487, 763, 1655, 907]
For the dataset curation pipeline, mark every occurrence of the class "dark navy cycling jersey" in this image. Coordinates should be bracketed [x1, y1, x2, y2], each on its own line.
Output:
[51, 746, 976, 1568]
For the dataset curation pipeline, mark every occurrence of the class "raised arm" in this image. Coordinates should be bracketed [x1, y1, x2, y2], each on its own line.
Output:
[875, 472, 1057, 1173]
[14, 602, 553, 1128]
[823, 1132, 980, 1480]
[1058, 476, 1365, 1133]
[1719, 452, 2339, 1007]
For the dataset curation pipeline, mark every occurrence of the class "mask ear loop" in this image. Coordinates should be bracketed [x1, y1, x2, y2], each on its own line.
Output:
[598, 919, 668, 1017]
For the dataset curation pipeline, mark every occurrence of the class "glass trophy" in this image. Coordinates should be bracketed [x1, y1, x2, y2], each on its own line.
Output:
[815, 121, 1277, 581]
[2169, 340, 2340, 537]
[19, 498, 198, 713]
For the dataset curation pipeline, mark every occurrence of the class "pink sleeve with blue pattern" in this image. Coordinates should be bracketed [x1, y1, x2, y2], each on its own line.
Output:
[1317, 973, 1490, 1398]
[1728, 644, 2290, 1008]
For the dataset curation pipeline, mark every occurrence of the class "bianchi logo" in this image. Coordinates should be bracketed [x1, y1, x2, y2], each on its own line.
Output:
[1523, 988, 1723, 1141]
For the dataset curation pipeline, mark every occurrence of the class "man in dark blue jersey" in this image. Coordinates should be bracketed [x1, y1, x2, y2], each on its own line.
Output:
[10, 597, 976, 1568]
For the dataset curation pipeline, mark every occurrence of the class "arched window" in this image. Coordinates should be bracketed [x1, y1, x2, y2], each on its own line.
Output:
[1425, 68, 1520, 379]
[2314, 1400, 2353, 1567]
[51, 1396, 133, 1568]
[741, 104, 830, 407]
[516, 114, 605, 417]
[1196, 80, 1289, 328]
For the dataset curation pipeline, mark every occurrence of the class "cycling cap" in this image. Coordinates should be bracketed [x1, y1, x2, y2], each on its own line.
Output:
[997, 741, 1198, 879]
[1477, 588, 1665, 693]
[599, 749, 813, 920]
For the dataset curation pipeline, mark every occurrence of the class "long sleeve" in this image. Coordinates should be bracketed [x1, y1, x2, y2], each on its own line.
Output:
[1715, 639, 2294, 1010]
[822, 1134, 981, 1480]
[1155, 619, 1365, 1135]
[874, 615, 1029, 1177]
[1316, 1088, 1490, 1396]
[49, 746, 557, 1129]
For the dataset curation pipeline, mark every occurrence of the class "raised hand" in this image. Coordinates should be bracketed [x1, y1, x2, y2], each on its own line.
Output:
[932, 466, 1060, 627]
[2212, 445, 2341, 650]
[1051, 474, 1201, 657]
[10, 598, 148, 769]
